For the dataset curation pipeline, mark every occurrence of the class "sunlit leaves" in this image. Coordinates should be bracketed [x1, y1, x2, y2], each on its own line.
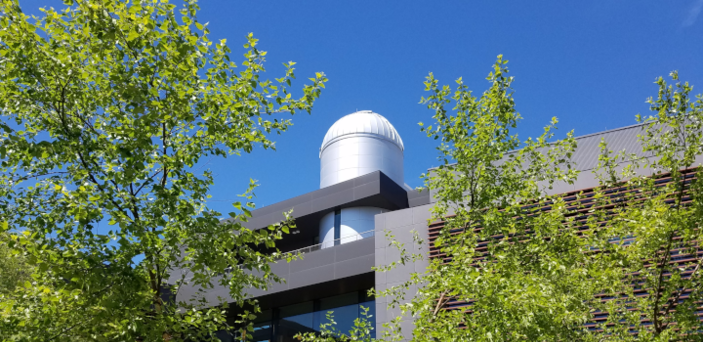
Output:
[589, 72, 703, 341]
[399, 64, 703, 342]
[0, 0, 325, 340]
[372, 56, 587, 342]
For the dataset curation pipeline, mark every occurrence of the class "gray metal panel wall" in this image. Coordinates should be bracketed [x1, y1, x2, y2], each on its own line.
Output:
[374, 203, 432, 341]
[175, 237, 376, 308]
[230, 170, 409, 231]
[427, 123, 670, 201]
[407, 188, 430, 208]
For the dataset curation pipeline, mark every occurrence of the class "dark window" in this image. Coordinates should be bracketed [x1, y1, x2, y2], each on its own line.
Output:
[334, 208, 341, 245]
[231, 290, 376, 342]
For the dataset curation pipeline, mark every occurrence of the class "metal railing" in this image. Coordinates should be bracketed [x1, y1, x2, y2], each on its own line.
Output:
[275, 229, 375, 261]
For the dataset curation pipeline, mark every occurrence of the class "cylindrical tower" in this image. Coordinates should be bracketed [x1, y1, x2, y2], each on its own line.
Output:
[318, 111, 404, 248]
[319, 110, 404, 189]
[319, 207, 387, 248]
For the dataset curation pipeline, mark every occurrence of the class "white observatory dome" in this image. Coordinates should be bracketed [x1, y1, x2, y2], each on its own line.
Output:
[319, 110, 404, 188]
[320, 110, 404, 154]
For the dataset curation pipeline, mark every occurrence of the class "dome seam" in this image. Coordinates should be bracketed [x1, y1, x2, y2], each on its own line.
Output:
[319, 133, 404, 157]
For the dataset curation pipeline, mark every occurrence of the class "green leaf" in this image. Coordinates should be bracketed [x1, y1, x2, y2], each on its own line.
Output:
[0, 0, 326, 338]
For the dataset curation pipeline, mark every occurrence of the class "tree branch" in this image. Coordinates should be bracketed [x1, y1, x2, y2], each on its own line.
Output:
[652, 231, 674, 334]
[660, 251, 703, 330]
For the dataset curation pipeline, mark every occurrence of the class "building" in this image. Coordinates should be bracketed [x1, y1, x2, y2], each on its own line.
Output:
[172, 110, 702, 341]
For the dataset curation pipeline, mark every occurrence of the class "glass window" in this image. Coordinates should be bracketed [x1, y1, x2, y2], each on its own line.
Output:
[279, 301, 314, 330]
[214, 330, 235, 342]
[319, 292, 358, 311]
[316, 303, 359, 334]
[253, 322, 272, 332]
[280, 313, 313, 331]
[251, 322, 272, 342]
[359, 300, 375, 318]
[280, 302, 313, 318]
[251, 309, 273, 342]
[278, 301, 315, 341]
[315, 292, 360, 334]
[240, 291, 375, 342]
[254, 309, 272, 323]
[359, 301, 376, 339]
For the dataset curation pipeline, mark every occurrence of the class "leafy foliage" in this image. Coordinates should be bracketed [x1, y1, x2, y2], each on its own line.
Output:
[407, 56, 598, 342]
[0, 233, 31, 294]
[378, 62, 703, 341]
[0, 0, 326, 340]
[586, 72, 703, 340]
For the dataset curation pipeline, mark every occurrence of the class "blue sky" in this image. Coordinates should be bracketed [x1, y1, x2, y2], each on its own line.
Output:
[20, 0, 703, 215]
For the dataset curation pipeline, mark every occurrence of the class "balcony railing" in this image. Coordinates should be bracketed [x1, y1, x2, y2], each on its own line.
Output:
[215, 230, 375, 277]
[276, 229, 375, 261]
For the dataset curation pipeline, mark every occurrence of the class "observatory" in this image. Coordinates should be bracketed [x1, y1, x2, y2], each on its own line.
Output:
[170, 109, 673, 342]
[318, 111, 404, 248]
[319, 110, 405, 188]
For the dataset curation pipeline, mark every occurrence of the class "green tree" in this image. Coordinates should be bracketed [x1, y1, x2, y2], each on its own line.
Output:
[306, 57, 591, 342]
[0, 0, 326, 341]
[586, 72, 703, 341]
[0, 233, 31, 294]
[289, 61, 703, 342]
[385, 64, 703, 341]
[404, 56, 599, 341]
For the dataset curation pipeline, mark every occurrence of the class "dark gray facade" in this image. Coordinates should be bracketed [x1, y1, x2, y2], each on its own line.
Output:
[171, 170, 417, 341]
[177, 122, 689, 342]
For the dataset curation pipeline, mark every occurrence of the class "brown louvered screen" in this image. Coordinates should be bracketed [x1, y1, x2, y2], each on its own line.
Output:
[427, 168, 703, 332]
